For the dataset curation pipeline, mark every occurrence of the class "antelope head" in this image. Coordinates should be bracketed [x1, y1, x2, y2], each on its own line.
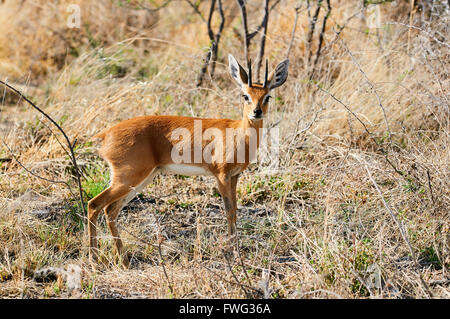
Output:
[228, 54, 289, 122]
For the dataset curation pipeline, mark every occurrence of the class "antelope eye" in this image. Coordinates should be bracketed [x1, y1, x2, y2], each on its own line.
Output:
[242, 95, 250, 102]
[263, 95, 272, 104]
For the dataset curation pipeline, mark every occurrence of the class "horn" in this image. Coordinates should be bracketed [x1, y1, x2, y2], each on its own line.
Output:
[263, 59, 268, 88]
[247, 59, 252, 87]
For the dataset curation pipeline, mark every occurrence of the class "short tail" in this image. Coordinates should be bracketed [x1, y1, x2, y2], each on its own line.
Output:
[92, 129, 107, 142]
[90, 129, 108, 149]
[90, 130, 108, 159]
[93, 131, 106, 141]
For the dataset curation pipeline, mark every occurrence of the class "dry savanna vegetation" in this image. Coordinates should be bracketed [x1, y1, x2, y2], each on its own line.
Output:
[0, 0, 448, 299]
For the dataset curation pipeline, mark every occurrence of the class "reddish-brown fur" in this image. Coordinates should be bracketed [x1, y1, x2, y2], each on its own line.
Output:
[88, 57, 287, 267]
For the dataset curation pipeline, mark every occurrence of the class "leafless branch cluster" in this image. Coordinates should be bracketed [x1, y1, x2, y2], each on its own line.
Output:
[235, 0, 282, 78]
[305, 0, 332, 80]
[190, 0, 226, 86]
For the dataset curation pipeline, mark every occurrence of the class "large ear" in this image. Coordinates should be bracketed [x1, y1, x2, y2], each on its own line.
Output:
[228, 54, 248, 88]
[268, 59, 289, 90]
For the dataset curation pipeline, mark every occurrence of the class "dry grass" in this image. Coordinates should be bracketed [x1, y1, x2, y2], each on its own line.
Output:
[0, 0, 448, 298]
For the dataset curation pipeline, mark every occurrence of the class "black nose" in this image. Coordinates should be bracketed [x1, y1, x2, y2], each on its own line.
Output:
[254, 109, 262, 116]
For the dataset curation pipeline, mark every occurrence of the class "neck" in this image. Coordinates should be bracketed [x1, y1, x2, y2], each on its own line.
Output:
[240, 115, 263, 131]
[240, 115, 264, 154]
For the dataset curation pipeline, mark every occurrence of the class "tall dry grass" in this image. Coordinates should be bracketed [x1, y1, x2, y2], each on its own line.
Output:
[0, 0, 448, 298]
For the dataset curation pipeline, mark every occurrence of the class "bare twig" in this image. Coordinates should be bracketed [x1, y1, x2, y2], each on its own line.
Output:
[235, 234, 253, 287]
[206, 0, 217, 43]
[236, 0, 251, 65]
[127, 0, 173, 12]
[195, 259, 263, 296]
[236, 0, 282, 75]
[315, 84, 404, 177]
[1, 139, 73, 190]
[222, 249, 251, 298]
[407, 0, 415, 53]
[255, 0, 283, 79]
[247, 0, 282, 41]
[0, 137, 85, 223]
[184, 0, 207, 23]
[309, 0, 331, 80]
[361, 161, 433, 298]
[333, 30, 392, 144]
[305, 0, 323, 67]
[145, 204, 175, 297]
[196, 0, 225, 86]
[157, 235, 175, 297]
[210, 0, 225, 78]
[197, 41, 216, 87]
[426, 169, 435, 205]
[286, 4, 302, 59]
[0, 80, 86, 216]
[255, 0, 270, 81]
[385, 21, 450, 49]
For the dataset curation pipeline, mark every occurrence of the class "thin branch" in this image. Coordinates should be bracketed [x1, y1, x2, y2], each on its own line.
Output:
[237, 0, 282, 71]
[206, 0, 217, 41]
[222, 249, 251, 298]
[309, 0, 331, 80]
[247, 0, 282, 41]
[0, 137, 85, 222]
[235, 0, 283, 77]
[385, 21, 450, 49]
[236, 0, 251, 65]
[286, 4, 302, 59]
[194, 258, 264, 296]
[196, 0, 225, 86]
[426, 169, 435, 205]
[184, 0, 207, 22]
[407, 0, 414, 53]
[1, 139, 72, 189]
[121, 199, 263, 297]
[197, 41, 216, 87]
[333, 30, 392, 144]
[306, 0, 323, 66]
[38, 117, 72, 161]
[362, 162, 433, 298]
[210, 0, 225, 78]
[315, 84, 404, 177]
[235, 234, 253, 288]
[157, 235, 175, 297]
[0, 80, 86, 216]
[145, 203, 175, 297]
[255, 0, 270, 80]
[130, 0, 173, 12]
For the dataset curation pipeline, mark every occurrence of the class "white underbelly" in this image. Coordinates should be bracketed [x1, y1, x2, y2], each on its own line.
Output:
[160, 164, 213, 176]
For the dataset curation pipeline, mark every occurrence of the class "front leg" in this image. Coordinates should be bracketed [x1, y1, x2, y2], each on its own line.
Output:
[216, 174, 239, 236]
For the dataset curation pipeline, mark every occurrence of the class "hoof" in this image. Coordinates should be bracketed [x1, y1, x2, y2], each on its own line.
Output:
[121, 254, 130, 269]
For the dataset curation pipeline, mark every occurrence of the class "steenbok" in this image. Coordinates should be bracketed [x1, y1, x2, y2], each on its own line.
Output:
[88, 54, 289, 266]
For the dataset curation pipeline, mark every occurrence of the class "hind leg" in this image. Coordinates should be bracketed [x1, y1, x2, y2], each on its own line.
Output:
[104, 199, 129, 267]
[91, 167, 159, 267]
[88, 185, 131, 264]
